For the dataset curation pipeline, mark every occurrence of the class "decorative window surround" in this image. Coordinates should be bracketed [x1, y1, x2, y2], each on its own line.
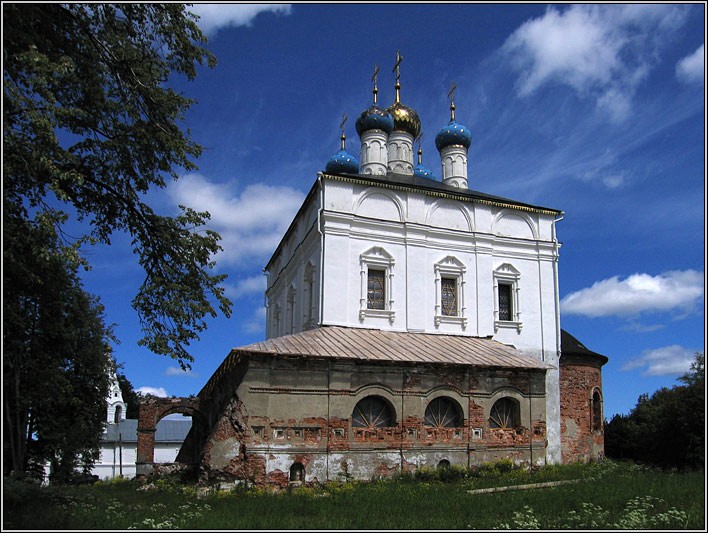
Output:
[493, 263, 523, 332]
[286, 286, 296, 335]
[359, 246, 395, 324]
[434, 256, 467, 328]
[271, 304, 281, 338]
[302, 262, 316, 330]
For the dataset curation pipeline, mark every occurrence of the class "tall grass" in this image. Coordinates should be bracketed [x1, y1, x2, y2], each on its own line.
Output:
[3, 460, 704, 530]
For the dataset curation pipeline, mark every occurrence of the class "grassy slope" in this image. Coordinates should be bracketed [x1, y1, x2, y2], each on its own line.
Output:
[3, 461, 705, 530]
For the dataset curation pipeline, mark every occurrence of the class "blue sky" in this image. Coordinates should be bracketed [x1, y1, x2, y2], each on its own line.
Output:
[76, 4, 704, 419]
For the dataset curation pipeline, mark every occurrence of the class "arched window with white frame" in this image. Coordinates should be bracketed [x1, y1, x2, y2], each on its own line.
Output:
[493, 263, 522, 332]
[434, 256, 467, 329]
[359, 246, 396, 324]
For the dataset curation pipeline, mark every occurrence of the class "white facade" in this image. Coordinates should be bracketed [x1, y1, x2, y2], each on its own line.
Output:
[265, 175, 563, 462]
[93, 423, 187, 480]
[264, 70, 564, 462]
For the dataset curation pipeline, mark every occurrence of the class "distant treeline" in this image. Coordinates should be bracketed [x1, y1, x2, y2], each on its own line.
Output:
[604, 352, 704, 471]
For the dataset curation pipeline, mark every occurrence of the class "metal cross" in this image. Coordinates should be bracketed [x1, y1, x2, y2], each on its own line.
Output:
[393, 50, 403, 82]
[448, 81, 457, 104]
[372, 64, 380, 84]
[339, 113, 348, 134]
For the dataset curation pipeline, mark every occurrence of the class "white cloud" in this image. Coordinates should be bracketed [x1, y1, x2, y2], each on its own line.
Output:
[226, 275, 267, 299]
[561, 270, 704, 318]
[622, 345, 698, 376]
[243, 306, 266, 334]
[165, 366, 199, 378]
[189, 4, 292, 36]
[168, 174, 305, 266]
[676, 44, 705, 85]
[502, 4, 688, 121]
[137, 386, 168, 397]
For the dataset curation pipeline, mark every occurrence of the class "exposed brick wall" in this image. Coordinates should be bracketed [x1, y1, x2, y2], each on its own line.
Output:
[559, 355, 605, 462]
[136, 396, 206, 478]
[194, 356, 550, 487]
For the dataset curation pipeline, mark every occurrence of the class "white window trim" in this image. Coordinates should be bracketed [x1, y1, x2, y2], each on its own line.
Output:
[434, 256, 467, 329]
[359, 246, 395, 324]
[493, 263, 523, 332]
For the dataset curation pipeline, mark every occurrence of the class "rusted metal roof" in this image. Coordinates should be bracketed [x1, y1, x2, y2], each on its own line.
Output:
[233, 326, 553, 370]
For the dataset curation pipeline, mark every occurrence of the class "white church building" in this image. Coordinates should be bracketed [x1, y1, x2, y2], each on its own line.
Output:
[137, 56, 606, 486]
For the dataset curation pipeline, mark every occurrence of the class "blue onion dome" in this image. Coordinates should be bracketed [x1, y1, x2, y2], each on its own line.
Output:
[413, 163, 435, 180]
[413, 145, 436, 180]
[356, 105, 394, 136]
[356, 75, 394, 136]
[326, 132, 360, 174]
[435, 101, 472, 151]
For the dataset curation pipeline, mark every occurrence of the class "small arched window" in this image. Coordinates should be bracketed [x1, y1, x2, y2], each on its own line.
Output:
[489, 397, 520, 429]
[290, 462, 305, 482]
[437, 459, 451, 469]
[424, 397, 463, 428]
[592, 390, 603, 432]
[352, 396, 394, 428]
[113, 405, 123, 423]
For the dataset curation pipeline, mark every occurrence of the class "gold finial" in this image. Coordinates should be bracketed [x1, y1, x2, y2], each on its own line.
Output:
[372, 64, 380, 104]
[339, 113, 347, 150]
[393, 50, 403, 103]
[448, 81, 457, 121]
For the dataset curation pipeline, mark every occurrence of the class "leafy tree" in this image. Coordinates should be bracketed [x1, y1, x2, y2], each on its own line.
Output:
[3, 209, 114, 479]
[3, 4, 232, 478]
[604, 352, 705, 470]
[116, 372, 142, 420]
[3, 3, 231, 369]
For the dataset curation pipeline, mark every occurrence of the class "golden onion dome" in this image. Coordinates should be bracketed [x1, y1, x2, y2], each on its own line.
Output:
[387, 52, 421, 138]
[386, 100, 421, 138]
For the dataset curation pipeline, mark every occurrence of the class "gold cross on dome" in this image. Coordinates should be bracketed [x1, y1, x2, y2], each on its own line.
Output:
[372, 64, 380, 84]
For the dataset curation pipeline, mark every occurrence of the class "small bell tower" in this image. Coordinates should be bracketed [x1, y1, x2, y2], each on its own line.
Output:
[106, 371, 127, 424]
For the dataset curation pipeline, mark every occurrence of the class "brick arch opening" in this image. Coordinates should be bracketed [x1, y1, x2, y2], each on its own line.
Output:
[136, 396, 207, 478]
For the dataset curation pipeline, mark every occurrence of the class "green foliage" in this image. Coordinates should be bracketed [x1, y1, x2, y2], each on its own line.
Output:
[3, 3, 231, 370]
[3, 2, 232, 479]
[116, 372, 142, 419]
[3, 207, 113, 479]
[605, 351, 705, 470]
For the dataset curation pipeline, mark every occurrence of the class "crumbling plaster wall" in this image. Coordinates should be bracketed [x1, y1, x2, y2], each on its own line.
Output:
[198, 354, 548, 487]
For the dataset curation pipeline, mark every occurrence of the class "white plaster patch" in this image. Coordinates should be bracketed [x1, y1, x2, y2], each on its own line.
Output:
[209, 438, 240, 470]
